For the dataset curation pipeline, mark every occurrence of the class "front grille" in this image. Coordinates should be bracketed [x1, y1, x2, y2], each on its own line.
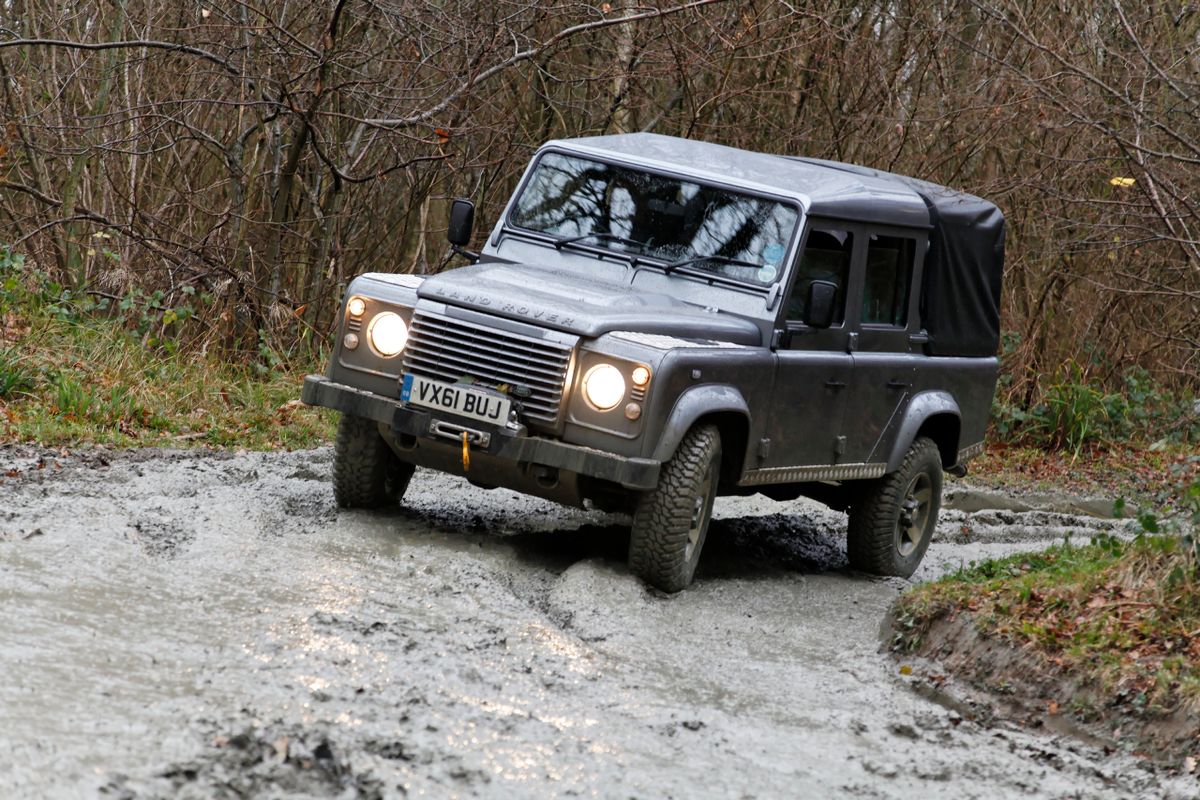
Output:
[403, 311, 574, 426]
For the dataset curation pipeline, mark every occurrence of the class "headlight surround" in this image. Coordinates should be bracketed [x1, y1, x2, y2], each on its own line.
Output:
[583, 363, 627, 411]
[367, 312, 408, 357]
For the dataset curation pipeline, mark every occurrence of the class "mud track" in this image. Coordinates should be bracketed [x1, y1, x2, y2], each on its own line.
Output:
[0, 446, 1191, 798]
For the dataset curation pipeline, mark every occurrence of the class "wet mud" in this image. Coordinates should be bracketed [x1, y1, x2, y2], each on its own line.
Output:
[0, 446, 1192, 798]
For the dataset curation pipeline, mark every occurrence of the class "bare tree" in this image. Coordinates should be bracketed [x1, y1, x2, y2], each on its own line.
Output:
[0, 0, 1196, 398]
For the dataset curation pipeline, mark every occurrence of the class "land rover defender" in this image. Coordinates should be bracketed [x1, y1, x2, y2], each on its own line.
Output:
[301, 133, 1005, 592]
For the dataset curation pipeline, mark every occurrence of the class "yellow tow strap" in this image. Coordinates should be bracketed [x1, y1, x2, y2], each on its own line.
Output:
[461, 431, 470, 472]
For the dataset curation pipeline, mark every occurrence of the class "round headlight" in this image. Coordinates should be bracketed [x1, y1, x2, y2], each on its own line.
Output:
[583, 364, 626, 411]
[367, 312, 408, 357]
[347, 296, 366, 317]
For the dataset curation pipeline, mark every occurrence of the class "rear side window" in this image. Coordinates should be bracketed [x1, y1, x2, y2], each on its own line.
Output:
[862, 235, 915, 326]
[787, 228, 852, 325]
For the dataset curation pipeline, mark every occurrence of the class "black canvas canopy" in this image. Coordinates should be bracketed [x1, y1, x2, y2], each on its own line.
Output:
[914, 184, 1005, 357]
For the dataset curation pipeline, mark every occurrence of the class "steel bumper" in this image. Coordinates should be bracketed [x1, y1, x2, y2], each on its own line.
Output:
[301, 375, 660, 490]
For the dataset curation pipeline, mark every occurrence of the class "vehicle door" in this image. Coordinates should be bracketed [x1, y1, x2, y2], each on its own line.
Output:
[842, 227, 927, 466]
[759, 220, 858, 472]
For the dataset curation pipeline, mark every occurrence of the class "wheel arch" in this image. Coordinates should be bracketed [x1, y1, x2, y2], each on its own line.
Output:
[886, 391, 961, 472]
[651, 384, 750, 483]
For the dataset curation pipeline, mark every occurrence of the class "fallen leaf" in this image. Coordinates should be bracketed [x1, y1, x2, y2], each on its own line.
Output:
[899, 664, 913, 676]
[1047, 700, 1059, 715]
[276, 399, 304, 419]
[1185, 756, 1196, 774]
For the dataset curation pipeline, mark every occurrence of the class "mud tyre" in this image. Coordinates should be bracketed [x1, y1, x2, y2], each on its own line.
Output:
[628, 424, 721, 593]
[333, 413, 415, 509]
[847, 436, 942, 578]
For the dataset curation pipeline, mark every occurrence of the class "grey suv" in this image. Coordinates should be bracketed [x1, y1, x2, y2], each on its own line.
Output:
[301, 133, 1005, 592]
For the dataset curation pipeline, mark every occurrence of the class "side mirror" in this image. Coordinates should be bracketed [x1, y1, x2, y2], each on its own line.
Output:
[447, 198, 475, 246]
[805, 280, 838, 329]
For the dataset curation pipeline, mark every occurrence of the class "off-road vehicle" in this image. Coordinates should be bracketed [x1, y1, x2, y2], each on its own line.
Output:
[301, 133, 1005, 592]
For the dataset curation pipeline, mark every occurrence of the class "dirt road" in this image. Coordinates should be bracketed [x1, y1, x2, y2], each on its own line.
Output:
[0, 446, 1189, 798]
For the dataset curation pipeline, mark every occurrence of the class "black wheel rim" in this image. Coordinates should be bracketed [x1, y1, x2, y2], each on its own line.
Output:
[895, 472, 933, 558]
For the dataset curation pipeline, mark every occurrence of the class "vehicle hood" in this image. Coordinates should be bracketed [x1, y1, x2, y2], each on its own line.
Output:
[416, 262, 762, 345]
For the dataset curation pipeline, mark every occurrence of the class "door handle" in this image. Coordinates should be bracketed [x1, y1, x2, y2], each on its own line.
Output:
[886, 379, 911, 389]
[825, 380, 846, 389]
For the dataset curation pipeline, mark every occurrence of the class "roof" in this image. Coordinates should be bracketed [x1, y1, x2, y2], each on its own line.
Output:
[546, 133, 1006, 358]
[549, 132, 932, 228]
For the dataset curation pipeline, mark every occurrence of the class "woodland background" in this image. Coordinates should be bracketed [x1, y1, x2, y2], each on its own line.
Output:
[1, 0, 1197, 442]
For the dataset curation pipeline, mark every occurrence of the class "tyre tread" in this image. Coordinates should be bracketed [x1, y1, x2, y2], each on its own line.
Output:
[628, 424, 720, 593]
[333, 414, 413, 508]
[847, 437, 942, 577]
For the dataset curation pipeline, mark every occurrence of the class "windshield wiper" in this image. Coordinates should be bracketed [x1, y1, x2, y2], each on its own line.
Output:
[554, 231, 648, 250]
[663, 254, 765, 275]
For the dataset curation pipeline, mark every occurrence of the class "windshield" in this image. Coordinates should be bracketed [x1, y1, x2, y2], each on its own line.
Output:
[509, 152, 799, 287]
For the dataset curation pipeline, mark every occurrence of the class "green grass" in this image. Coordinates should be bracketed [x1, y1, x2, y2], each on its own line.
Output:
[0, 310, 335, 450]
[896, 533, 1200, 715]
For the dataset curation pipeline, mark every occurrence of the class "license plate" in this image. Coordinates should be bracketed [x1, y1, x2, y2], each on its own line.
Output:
[400, 374, 511, 426]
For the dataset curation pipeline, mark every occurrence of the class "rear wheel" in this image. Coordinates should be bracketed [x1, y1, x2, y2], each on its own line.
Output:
[333, 413, 415, 509]
[847, 437, 942, 577]
[628, 424, 721, 593]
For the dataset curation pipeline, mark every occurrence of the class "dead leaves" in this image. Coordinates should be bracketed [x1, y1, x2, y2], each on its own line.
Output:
[275, 398, 305, 423]
[2, 312, 30, 344]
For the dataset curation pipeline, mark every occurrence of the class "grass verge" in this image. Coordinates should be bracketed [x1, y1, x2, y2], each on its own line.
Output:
[895, 527, 1200, 720]
[0, 310, 334, 450]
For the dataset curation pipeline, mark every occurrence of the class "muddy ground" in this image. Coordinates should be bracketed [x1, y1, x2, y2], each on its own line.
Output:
[0, 446, 1194, 799]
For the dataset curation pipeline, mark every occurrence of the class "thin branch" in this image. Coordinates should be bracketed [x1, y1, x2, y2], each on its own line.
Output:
[360, 0, 728, 128]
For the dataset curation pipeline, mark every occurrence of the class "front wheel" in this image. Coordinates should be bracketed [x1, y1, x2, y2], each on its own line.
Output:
[628, 424, 721, 593]
[333, 413, 415, 509]
[847, 436, 942, 577]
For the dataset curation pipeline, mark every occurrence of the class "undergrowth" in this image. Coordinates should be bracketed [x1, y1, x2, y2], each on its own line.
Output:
[0, 248, 334, 450]
[993, 357, 1200, 457]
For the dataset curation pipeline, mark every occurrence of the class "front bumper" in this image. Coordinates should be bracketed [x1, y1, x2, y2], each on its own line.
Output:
[301, 375, 660, 490]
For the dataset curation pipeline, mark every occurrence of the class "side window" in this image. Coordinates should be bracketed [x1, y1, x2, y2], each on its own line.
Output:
[862, 234, 915, 326]
[786, 228, 852, 325]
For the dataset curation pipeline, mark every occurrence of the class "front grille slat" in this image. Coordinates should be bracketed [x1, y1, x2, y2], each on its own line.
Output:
[407, 335, 567, 381]
[413, 325, 569, 367]
[403, 350, 565, 391]
[403, 311, 574, 426]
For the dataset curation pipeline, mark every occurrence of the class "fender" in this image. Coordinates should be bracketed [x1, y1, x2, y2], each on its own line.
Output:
[651, 384, 750, 463]
[885, 391, 960, 472]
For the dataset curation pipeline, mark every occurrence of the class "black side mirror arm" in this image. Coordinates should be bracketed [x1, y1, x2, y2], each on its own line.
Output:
[450, 244, 481, 263]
